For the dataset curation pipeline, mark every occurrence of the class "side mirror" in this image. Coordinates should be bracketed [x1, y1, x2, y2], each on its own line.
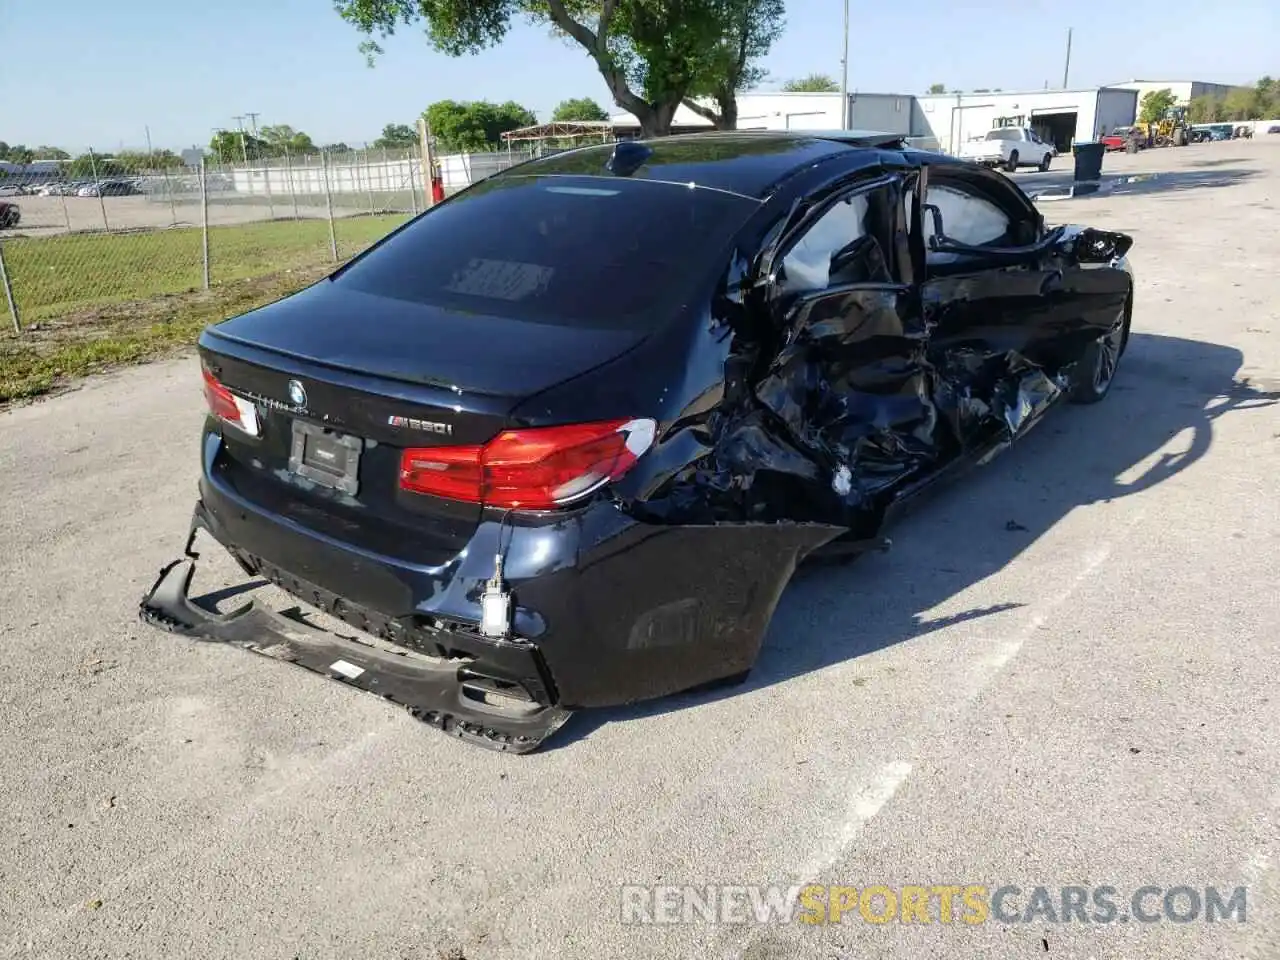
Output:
[1068, 227, 1134, 263]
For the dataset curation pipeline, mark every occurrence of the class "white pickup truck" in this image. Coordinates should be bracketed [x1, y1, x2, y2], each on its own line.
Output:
[959, 127, 1055, 172]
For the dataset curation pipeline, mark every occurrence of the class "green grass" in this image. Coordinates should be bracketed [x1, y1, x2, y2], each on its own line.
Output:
[0, 213, 411, 404]
[2, 213, 409, 323]
[0, 268, 335, 403]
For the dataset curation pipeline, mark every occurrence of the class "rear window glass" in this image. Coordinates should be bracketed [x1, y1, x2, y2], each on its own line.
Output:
[985, 129, 1019, 141]
[333, 174, 758, 330]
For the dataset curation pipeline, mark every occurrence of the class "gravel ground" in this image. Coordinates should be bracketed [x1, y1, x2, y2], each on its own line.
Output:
[1, 139, 1278, 960]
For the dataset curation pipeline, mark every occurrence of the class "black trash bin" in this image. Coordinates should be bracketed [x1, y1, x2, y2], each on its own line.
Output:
[1072, 141, 1105, 182]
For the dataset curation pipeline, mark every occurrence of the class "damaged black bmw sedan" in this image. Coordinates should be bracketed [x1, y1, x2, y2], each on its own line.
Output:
[142, 131, 1134, 753]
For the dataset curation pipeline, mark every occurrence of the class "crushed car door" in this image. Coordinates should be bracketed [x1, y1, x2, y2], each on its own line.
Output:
[750, 171, 942, 537]
[913, 163, 1128, 451]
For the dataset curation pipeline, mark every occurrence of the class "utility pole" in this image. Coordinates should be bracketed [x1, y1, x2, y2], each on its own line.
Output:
[231, 115, 249, 164]
[245, 112, 260, 136]
[1062, 28, 1073, 89]
[839, 0, 850, 127]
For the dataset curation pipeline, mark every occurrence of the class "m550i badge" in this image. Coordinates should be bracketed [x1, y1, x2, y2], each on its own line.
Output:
[387, 416, 453, 436]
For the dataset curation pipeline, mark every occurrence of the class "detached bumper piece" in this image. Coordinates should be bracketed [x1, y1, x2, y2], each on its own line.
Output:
[139, 559, 572, 754]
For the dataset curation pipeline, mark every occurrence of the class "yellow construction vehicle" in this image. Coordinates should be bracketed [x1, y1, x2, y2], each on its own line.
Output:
[1138, 106, 1190, 147]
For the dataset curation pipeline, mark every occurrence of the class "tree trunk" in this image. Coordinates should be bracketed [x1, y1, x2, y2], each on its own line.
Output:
[541, 0, 683, 139]
[594, 68, 683, 137]
[715, 90, 738, 131]
[682, 97, 735, 131]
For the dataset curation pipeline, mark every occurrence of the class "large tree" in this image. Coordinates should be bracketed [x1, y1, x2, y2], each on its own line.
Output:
[65, 153, 124, 178]
[1220, 82, 1271, 120]
[259, 124, 317, 156]
[423, 99, 536, 151]
[1138, 88, 1176, 124]
[552, 97, 610, 121]
[781, 73, 837, 93]
[335, 0, 749, 137]
[678, 0, 784, 130]
[373, 122, 420, 147]
[0, 143, 35, 165]
[112, 149, 186, 171]
[1188, 95, 1223, 123]
[209, 130, 271, 163]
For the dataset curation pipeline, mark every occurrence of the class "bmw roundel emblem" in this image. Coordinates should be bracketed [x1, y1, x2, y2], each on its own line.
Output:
[286, 379, 307, 407]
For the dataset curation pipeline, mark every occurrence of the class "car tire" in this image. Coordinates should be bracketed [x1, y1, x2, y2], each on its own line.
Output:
[1006, 150, 1019, 173]
[1068, 301, 1130, 404]
[1039, 152, 1052, 172]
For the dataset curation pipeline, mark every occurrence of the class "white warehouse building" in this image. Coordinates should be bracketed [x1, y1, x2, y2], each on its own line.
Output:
[609, 82, 1255, 154]
[912, 87, 1138, 153]
[1104, 79, 1243, 107]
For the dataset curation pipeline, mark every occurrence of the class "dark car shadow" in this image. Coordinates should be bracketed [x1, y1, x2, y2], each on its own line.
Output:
[550, 333, 1279, 749]
[1186, 156, 1254, 168]
[1025, 167, 1259, 204]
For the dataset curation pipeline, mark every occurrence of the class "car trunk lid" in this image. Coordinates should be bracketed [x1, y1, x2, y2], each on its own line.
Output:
[209, 281, 649, 398]
[197, 286, 648, 565]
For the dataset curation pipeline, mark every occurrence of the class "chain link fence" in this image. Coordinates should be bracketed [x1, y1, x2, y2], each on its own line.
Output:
[0, 145, 534, 334]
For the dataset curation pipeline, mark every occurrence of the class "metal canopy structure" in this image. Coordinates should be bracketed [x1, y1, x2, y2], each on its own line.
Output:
[499, 121, 616, 145]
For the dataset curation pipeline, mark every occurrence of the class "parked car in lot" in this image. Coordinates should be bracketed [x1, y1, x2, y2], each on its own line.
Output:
[142, 131, 1135, 753]
[959, 127, 1056, 172]
[1192, 123, 1234, 142]
[1101, 126, 1142, 151]
[77, 179, 140, 197]
[0, 201, 20, 229]
[1268, 125, 1280, 135]
[0, 184, 24, 197]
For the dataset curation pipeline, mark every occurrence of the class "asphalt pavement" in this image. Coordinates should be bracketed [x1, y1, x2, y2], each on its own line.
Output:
[2, 139, 1278, 960]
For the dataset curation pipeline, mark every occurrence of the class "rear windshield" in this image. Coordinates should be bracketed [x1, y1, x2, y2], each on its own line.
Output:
[333, 174, 758, 330]
[985, 129, 1020, 140]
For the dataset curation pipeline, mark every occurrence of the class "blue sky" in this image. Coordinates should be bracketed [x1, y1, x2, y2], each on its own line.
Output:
[1, 0, 1274, 151]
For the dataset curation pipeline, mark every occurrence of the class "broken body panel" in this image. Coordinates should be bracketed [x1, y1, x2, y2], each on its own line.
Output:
[142, 134, 1134, 752]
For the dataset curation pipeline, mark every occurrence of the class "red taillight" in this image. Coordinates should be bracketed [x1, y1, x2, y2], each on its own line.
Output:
[202, 366, 260, 437]
[202, 368, 238, 421]
[400, 418, 656, 509]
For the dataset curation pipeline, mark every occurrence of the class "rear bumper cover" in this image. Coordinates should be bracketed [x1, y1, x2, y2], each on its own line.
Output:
[139, 433, 846, 751]
[140, 549, 570, 753]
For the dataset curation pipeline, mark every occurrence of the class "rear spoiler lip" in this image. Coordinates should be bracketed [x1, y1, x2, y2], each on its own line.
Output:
[198, 325, 485, 398]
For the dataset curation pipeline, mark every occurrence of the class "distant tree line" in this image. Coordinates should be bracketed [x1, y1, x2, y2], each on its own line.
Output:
[422, 97, 609, 152]
[0, 143, 71, 164]
[1188, 77, 1279, 123]
[2, 92, 617, 179]
[0, 141, 187, 178]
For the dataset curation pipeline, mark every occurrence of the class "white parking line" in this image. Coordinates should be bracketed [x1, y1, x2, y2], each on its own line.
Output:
[797, 760, 914, 882]
[960, 542, 1113, 698]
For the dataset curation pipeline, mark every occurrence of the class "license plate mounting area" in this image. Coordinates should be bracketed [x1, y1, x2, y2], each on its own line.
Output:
[287, 419, 363, 496]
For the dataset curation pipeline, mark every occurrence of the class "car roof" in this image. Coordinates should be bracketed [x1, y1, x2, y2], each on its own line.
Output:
[497, 130, 910, 199]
